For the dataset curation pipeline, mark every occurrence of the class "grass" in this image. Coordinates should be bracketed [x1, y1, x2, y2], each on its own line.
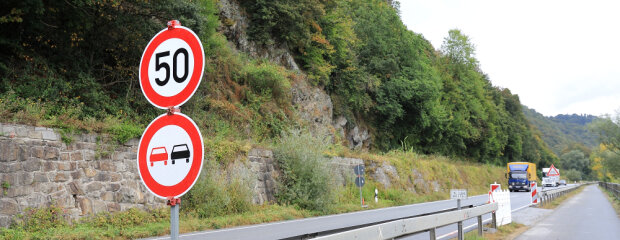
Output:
[0, 91, 147, 147]
[463, 222, 527, 240]
[0, 205, 315, 240]
[327, 147, 508, 198]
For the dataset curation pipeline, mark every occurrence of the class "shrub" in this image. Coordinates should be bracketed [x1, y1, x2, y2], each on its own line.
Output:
[183, 160, 253, 218]
[12, 204, 68, 232]
[239, 61, 291, 105]
[105, 121, 143, 144]
[82, 207, 168, 229]
[273, 129, 336, 212]
[564, 169, 583, 181]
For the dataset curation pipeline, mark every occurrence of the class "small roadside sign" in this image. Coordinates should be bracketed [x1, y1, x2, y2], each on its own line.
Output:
[450, 189, 468, 199]
[490, 183, 501, 192]
[139, 21, 205, 109]
[137, 113, 204, 199]
[355, 176, 365, 187]
[354, 164, 365, 175]
[353, 164, 366, 207]
[548, 164, 560, 176]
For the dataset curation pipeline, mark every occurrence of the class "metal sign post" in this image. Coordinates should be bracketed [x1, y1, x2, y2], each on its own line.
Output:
[450, 189, 467, 240]
[359, 183, 363, 207]
[139, 19, 206, 240]
[168, 197, 181, 240]
[354, 165, 365, 207]
[457, 198, 462, 240]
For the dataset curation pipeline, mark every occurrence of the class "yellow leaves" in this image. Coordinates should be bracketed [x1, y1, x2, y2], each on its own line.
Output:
[311, 34, 328, 45]
[592, 156, 603, 171]
[310, 21, 322, 32]
[22, 54, 33, 62]
[534, 134, 542, 142]
[70, 33, 84, 47]
[0, 8, 24, 24]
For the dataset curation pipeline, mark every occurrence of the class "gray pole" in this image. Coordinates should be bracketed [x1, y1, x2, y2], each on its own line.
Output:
[477, 215, 483, 236]
[171, 201, 180, 240]
[429, 228, 436, 240]
[359, 182, 363, 207]
[457, 199, 463, 240]
[491, 211, 497, 229]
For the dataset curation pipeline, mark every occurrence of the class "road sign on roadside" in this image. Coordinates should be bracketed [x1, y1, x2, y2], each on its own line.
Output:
[490, 183, 501, 192]
[548, 164, 560, 176]
[450, 189, 468, 199]
[137, 113, 204, 199]
[139, 21, 205, 109]
[355, 176, 365, 187]
[354, 164, 365, 175]
[353, 164, 366, 207]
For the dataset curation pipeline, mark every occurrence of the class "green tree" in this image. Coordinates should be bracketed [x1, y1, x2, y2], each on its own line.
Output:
[564, 169, 582, 182]
[589, 113, 620, 181]
[559, 149, 590, 178]
[591, 145, 620, 182]
[0, 0, 216, 120]
[590, 114, 620, 154]
[440, 29, 479, 68]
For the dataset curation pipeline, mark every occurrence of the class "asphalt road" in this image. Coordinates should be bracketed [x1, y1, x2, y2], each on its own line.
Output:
[145, 185, 572, 240]
[147, 196, 488, 240]
[515, 184, 620, 240]
[399, 186, 542, 240]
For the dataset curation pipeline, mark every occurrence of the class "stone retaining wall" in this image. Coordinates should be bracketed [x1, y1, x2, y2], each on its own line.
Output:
[0, 123, 372, 228]
[0, 123, 163, 227]
[247, 148, 277, 205]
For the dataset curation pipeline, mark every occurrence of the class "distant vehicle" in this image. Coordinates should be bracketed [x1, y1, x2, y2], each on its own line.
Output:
[542, 166, 560, 187]
[507, 162, 537, 192]
[171, 144, 190, 164]
[559, 180, 566, 186]
[150, 147, 168, 166]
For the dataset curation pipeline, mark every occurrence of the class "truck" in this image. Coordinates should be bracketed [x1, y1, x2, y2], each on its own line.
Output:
[507, 162, 537, 192]
[542, 166, 560, 187]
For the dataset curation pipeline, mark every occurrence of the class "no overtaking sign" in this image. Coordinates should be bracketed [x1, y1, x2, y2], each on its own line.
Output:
[137, 113, 204, 199]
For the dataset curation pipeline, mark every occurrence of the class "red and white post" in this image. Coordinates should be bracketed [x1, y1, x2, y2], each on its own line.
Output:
[489, 182, 501, 203]
[531, 182, 538, 204]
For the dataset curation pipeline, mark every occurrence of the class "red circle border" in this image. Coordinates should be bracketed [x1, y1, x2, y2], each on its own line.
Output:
[139, 26, 205, 109]
[137, 113, 204, 199]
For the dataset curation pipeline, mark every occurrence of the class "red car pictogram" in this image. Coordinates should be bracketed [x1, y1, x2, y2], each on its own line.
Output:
[150, 147, 168, 166]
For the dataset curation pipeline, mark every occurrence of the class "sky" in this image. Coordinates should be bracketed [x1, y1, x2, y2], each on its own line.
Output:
[398, 0, 620, 117]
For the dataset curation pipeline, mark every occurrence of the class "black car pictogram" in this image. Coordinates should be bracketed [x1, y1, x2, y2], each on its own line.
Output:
[171, 144, 190, 164]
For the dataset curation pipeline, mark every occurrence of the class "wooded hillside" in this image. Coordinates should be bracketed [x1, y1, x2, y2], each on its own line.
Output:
[523, 107, 598, 155]
[0, 0, 558, 167]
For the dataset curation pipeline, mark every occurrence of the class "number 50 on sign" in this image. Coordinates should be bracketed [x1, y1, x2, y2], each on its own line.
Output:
[139, 24, 205, 109]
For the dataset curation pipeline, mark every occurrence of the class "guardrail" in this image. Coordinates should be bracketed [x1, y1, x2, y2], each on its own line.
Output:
[538, 184, 581, 207]
[312, 203, 498, 240]
[599, 182, 620, 201]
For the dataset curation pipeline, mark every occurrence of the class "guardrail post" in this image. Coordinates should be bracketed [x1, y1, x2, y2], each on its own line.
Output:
[457, 199, 463, 240]
[491, 211, 497, 229]
[477, 215, 483, 236]
[429, 228, 436, 240]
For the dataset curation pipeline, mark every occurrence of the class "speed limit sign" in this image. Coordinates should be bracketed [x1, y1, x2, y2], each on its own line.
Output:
[139, 20, 205, 109]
